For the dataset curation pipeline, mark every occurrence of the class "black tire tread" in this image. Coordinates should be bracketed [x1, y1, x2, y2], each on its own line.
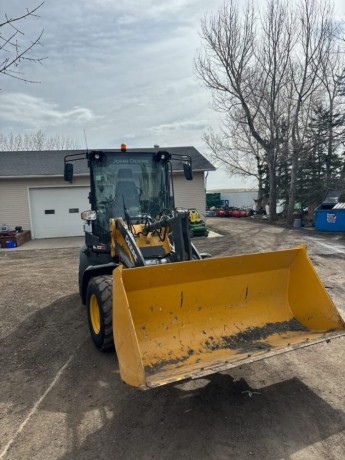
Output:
[87, 275, 114, 352]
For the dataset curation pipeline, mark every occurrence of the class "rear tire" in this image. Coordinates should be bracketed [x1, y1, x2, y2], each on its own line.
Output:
[86, 275, 114, 352]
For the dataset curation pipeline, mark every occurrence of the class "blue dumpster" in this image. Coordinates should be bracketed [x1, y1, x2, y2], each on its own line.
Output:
[314, 190, 345, 231]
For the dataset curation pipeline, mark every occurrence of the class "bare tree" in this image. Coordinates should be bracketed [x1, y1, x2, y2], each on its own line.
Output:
[45, 133, 79, 150]
[204, 110, 267, 208]
[0, 2, 45, 84]
[286, 0, 336, 223]
[0, 131, 23, 150]
[196, 0, 344, 223]
[195, 0, 294, 219]
[0, 130, 78, 151]
[318, 39, 345, 187]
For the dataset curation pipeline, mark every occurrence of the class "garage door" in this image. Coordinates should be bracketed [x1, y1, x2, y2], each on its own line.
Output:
[29, 187, 90, 238]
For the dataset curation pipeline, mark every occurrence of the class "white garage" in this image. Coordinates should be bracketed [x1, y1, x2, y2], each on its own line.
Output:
[29, 187, 90, 238]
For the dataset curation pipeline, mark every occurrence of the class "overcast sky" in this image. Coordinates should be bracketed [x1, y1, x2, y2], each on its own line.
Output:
[1, 0, 345, 189]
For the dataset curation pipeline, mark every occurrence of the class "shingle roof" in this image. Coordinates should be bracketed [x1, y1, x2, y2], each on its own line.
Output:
[0, 146, 215, 177]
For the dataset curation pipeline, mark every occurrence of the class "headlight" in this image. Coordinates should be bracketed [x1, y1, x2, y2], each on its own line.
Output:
[81, 210, 97, 221]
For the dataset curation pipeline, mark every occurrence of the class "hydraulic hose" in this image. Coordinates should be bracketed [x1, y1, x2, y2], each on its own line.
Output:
[142, 214, 176, 236]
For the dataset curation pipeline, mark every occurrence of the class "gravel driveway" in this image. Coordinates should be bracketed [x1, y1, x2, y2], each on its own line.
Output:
[1, 218, 344, 460]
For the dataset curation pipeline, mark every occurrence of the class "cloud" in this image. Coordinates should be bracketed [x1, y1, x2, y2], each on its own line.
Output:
[83, 0, 199, 21]
[0, 0, 222, 153]
[0, 93, 99, 128]
[3, 0, 345, 190]
[147, 120, 209, 133]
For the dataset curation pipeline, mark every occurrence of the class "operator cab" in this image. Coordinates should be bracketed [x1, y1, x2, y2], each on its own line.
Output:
[89, 150, 172, 236]
[64, 146, 193, 260]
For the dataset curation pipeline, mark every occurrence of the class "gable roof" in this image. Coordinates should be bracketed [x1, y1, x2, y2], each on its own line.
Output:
[0, 146, 215, 178]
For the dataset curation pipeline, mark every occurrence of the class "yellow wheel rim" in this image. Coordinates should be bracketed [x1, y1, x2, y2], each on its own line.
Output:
[90, 294, 101, 334]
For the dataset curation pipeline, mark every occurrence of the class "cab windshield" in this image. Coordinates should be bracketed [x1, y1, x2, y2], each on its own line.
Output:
[91, 153, 171, 232]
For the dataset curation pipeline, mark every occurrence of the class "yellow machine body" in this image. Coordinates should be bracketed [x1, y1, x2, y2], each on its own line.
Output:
[112, 245, 345, 389]
[189, 209, 202, 223]
[110, 218, 171, 262]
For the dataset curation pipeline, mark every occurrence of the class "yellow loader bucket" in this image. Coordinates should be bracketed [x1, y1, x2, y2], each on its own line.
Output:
[113, 246, 345, 389]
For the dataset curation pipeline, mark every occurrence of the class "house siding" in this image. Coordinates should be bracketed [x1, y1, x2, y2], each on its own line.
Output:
[174, 172, 206, 216]
[0, 176, 89, 231]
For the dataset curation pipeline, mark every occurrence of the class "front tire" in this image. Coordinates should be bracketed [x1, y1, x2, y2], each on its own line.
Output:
[86, 275, 114, 351]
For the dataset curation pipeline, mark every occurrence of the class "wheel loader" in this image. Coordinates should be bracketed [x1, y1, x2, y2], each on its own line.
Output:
[64, 146, 345, 389]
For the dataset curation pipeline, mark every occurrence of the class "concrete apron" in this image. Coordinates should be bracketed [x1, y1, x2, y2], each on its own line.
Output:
[0, 236, 84, 251]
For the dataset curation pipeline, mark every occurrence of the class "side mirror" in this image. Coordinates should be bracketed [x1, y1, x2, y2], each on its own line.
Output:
[64, 163, 74, 182]
[183, 161, 193, 181]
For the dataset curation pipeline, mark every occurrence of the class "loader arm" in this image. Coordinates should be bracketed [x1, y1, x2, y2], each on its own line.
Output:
[109, 208, 195, 268]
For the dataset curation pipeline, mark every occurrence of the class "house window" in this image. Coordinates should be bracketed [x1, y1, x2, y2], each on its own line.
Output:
[69, 208, 79, 213]
[45, 209, 55, 214]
